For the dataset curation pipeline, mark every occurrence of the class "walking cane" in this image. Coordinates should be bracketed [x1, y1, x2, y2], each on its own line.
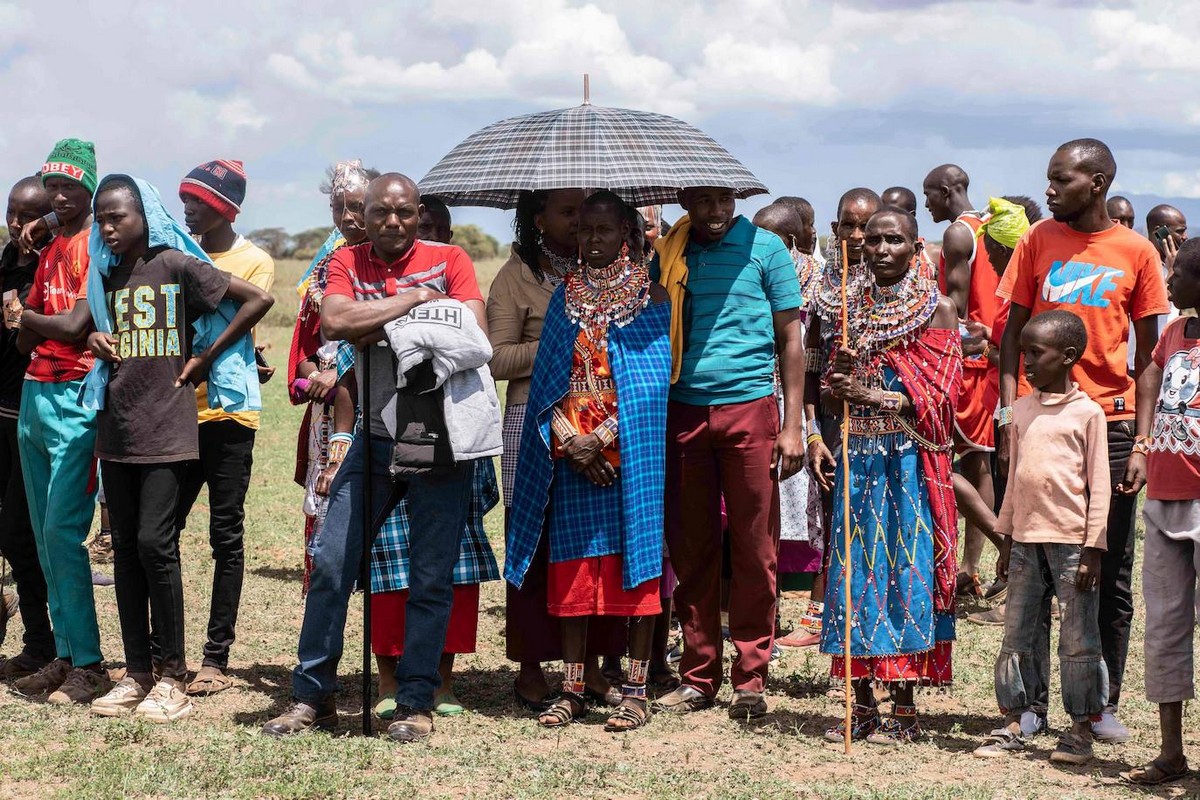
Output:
[840, 239, 853, 755]
[360, 343, 374, 736]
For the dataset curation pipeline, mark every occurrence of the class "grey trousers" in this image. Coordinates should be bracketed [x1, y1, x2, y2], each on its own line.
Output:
[1142, 498, 1200, 704]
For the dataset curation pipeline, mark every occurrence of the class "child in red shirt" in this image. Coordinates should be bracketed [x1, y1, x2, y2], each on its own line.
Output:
[1125, 238, 1200, 786]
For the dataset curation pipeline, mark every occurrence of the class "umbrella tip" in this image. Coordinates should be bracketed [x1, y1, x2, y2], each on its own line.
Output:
[583, 73, 590, 105]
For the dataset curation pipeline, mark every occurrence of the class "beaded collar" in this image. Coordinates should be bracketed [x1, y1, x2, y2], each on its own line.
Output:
[564, 254, 650, 337]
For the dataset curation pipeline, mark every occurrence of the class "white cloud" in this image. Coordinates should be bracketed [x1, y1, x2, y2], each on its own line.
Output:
[166, 92, 268, 142]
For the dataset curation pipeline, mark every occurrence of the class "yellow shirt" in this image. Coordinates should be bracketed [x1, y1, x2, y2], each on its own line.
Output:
[195, 237, 275, 430]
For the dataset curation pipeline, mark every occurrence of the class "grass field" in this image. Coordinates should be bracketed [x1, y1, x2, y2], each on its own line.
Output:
[0, 256, 1196, 799]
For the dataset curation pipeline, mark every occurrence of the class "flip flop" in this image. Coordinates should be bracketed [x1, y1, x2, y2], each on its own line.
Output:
[1123, 757, 1190, 786]
[434, 692, 465, 716]
[374, 696, 397, 721]
[186, 665, 233, 696]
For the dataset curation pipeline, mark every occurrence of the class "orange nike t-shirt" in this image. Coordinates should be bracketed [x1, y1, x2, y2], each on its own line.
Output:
[997, 219, 1168, 419]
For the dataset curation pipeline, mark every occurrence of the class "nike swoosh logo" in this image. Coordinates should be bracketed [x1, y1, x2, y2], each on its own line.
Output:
[1042, 273, 1100, 303]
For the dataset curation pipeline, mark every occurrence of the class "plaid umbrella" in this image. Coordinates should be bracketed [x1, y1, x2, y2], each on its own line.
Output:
[418, 103, 767, 209]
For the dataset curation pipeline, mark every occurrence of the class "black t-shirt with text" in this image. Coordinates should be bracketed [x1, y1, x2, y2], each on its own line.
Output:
[96, 247, 229, 463]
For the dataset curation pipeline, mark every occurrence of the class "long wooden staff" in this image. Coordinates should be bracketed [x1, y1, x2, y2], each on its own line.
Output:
[840, 239, 853, 755]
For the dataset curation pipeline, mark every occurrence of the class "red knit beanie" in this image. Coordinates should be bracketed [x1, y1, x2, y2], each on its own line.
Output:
[179, 160, 246, 222]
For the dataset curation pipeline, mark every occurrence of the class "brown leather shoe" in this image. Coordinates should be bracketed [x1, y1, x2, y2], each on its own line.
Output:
[0, 651, 50, 680]
[12, 657, 70, 696]
[652, 684, 713, 714]
[261, 699, 337, 737]
[728, 689, 768, 720]
[386, 706, 434, 743]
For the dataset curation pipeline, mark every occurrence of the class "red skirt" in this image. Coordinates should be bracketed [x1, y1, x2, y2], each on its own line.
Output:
[370, 584, 480, 656]
[547, 555, 661, 617]
[829, 641, 954, 686]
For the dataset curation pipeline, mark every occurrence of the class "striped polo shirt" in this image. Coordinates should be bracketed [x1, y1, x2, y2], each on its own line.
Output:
[655, 216, 801, 406]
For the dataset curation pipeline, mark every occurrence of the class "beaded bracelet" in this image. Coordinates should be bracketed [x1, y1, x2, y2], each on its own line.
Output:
[328, 439, 350, 465]
[807, 418, 821, 438]
[878, 390, 903, 414]
[1132, 435, 1151, 457]
[997, 406, 1014, 427]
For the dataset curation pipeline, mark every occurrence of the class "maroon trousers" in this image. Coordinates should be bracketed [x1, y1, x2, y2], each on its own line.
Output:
[665, 395, 780, 696]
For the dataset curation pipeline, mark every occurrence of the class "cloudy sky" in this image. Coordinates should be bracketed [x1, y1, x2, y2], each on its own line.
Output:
[4, 0, 1198, 245]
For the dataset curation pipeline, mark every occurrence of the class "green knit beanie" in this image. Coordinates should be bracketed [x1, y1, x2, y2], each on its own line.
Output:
[41, 138, 98, 194]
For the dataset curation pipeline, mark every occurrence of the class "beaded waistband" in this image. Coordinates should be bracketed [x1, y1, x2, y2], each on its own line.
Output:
[849, 415, 904, 437]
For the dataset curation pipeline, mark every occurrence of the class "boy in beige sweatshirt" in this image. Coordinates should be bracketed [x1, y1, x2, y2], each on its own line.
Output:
[974, 310, 1110, 766]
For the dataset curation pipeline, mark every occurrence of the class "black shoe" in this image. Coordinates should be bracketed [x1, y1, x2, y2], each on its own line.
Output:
[261, 698, 337, 737]
[728, 689, 768, 720]
[387, 705, 434, 743]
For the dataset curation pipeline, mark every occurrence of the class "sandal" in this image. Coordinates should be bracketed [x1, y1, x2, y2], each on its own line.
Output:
[584, 685, 622, 708]
[1124, 757, 1190, 786]
[604, 698, 650, 732]
[512, 680, 557, 714]
[374, 696, 397, 721]
[538, 692, 587, 728]
[434, 691, 465, 716]
[186, 665, 233, 696]
[824, 704, 881, 743]
[973, 727, 1027, 758]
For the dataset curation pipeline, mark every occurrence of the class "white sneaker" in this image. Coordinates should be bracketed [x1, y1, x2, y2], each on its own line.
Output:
[91, 676, 149, 717]
[1091, 706, 1130, 744]
[134, 678, 193, 723]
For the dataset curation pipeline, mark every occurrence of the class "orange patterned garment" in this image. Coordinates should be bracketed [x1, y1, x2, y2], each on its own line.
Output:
[552, 328, 620, 467]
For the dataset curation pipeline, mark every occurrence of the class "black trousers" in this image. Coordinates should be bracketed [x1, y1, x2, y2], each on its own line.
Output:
[1101, 420, 1137, 709]
[175, 420, 255, 669]
[0, 415, 54, 661]
[103, 460, 188, 679]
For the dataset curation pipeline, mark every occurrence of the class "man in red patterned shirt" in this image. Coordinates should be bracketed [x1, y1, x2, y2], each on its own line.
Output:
[10, 139, 108, 705]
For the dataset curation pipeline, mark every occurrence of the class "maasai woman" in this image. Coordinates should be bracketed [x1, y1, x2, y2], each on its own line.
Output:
[487, 188, 624, 711]
[816, 208, 961, 744]
[286, 160, 374, 589]
[506, 191, 671, 732]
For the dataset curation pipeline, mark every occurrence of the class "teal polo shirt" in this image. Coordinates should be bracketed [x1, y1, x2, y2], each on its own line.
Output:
[651, 216, 802, 406]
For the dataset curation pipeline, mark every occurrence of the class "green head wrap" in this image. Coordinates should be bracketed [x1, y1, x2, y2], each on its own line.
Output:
[977, 196, 1029, 250]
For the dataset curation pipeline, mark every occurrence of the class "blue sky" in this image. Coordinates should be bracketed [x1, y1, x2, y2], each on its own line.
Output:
[4, 0, 1198, 246]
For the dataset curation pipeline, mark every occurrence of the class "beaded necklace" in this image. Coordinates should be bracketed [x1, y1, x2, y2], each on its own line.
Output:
[540, 241, 574, 286]
[564, 253, 650, 339]
[791, 247, 822, 305]
[851, 257, 939, 356]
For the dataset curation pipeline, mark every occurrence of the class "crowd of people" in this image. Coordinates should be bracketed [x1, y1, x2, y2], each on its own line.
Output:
[0, 134, 1197, 786]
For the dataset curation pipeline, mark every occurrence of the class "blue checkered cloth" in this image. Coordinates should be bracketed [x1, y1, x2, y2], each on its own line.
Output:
[505, 288, 671, 591]
[369, 457, 500, 593]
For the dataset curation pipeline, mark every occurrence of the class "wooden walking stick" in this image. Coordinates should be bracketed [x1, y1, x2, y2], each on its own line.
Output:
[840, 238, 853, 755]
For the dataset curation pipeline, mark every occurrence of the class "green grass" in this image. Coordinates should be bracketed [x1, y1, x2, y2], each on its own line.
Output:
[0, 256, 1196, 798]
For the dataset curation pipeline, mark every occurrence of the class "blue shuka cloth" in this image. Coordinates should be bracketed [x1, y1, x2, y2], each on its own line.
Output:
[505, 287, 671, 591]
[80, 175, 260, 412]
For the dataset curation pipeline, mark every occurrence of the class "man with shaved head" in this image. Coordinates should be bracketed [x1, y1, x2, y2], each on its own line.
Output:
[997, 138, 1169, 744]
[1107, 196, 1135, 229]
[1146, 204, 1188, 265]
[264, 173, 488, 743]
[881, 186, 919, 216]
[922, 164, 1002, 599]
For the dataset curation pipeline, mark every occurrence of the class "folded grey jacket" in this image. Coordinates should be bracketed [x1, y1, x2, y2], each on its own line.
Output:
[380, 299, 503, 461]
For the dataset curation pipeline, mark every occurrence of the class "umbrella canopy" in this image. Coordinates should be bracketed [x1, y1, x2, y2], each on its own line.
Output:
[418, 103, 768, 209]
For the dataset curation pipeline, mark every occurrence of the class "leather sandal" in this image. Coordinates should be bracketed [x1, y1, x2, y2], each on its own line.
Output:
[538, 692, 587, 728]
[1124, 757, 1190, 786]
[604, 698, 650, 732]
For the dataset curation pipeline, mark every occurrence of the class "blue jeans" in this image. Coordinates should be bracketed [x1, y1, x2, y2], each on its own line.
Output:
[292, 435, 472, 710]
[995, 541, 1108, 722]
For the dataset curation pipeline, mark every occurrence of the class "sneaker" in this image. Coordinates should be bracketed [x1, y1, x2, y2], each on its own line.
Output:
[91, 676, 149, 717]
[91, 571, 115, 587]
[1091, 706, 1131, 744]
[0, 651, 50, 680]
[134, 678, 192, 723]
[665, 642, 682, 664]
[88, 531, 114, 564]
[769, 642, 783, 662]
[47, 667, 111, 705]
[1050, 732, 1094, 765]
[967, 604, 1006, 626]
[12, 657, 71, 696]
[1020, 710, 1048, 737]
